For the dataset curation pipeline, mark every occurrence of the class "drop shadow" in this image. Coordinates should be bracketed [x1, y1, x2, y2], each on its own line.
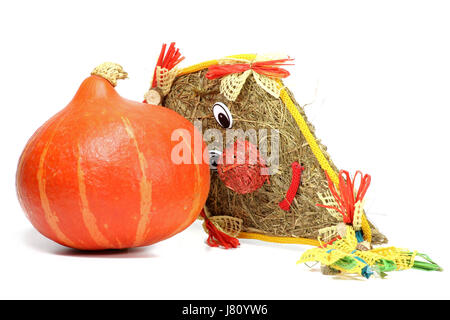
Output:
[22, 228, 158, 259]
[331, 274, 366, 281]
[303, 265, 367, 281]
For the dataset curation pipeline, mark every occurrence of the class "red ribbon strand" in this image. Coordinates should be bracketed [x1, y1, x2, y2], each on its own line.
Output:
[200, 209, 240, 249]
[279, 162, 305, 211]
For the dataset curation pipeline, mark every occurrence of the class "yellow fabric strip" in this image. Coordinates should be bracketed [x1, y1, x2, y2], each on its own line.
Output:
[278, 86, 372, 242]
[178, 53, 372, 244]
[179, 59, 219, 76]
[180, 55, 339, 186]
[279, 88, 340, 186]
[238, 232, 320, 246]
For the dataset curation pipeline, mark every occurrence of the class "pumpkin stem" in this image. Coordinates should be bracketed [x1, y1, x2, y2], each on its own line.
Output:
[91, 62, 128, 87]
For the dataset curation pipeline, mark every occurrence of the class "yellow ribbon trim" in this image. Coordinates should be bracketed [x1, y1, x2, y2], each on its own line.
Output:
[361, 215, 372, 243]
[178, 53, 372, 244]
[179, 59, 219, 76]
[278, 86, 372, 242]
[298, 226, 415, 276]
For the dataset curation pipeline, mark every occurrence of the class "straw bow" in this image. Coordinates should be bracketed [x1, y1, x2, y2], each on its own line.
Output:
[205, 55, 294, 101]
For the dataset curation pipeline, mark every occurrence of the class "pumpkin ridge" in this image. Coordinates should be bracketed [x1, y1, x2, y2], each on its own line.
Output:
[77, 143, 113, 249]
[121, 116, 154, 246]
[36, 112, 76, 248]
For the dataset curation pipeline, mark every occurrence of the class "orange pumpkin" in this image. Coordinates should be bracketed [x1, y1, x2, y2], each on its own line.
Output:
[16, 63, 210, 250]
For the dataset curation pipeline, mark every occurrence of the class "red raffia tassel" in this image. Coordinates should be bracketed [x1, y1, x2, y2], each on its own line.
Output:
[205, 58, 294, 80]
[279, 162, 305, 211]
[200, 209, 240, 249]
[317, 170, 371, 224]
[151, 42, 185, 88]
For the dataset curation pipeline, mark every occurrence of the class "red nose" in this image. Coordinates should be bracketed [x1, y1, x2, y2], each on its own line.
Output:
[217, 140, 269, 194]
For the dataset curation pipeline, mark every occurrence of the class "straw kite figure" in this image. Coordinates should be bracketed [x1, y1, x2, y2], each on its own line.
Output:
[142, 43, 442, 279]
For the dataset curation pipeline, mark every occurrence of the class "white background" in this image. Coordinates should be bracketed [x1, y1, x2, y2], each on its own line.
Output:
[1, 0, 449, 299]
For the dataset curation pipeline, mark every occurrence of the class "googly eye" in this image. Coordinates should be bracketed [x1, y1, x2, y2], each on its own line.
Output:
[209, 150, 222, 170]
[212, 102, 233, 128]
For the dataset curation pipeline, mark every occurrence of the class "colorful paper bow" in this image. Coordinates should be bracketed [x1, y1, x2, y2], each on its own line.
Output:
[298, 226, 420, 279]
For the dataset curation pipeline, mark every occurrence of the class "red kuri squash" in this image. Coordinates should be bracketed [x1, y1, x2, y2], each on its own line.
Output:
[16, 63, 210, 250]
